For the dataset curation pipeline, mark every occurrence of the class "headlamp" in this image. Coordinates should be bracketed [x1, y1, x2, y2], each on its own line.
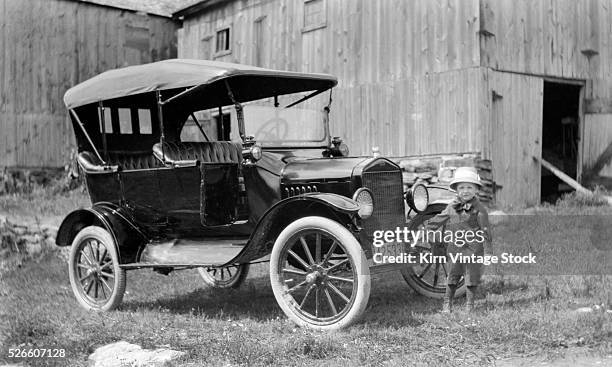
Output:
[353, 188, 374, 219]
[405, 183, 429, 213]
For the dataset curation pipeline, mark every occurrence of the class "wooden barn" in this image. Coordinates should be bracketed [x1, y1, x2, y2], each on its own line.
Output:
[174, 0, 612, 207]
[0, 0, 185, 169]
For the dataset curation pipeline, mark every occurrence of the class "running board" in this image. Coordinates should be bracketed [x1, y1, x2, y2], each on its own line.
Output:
[136, 238, 247, 267]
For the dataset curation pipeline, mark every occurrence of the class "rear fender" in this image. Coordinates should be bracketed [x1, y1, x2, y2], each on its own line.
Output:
[230, 193, 361, 263]
[55, 203, 147, 264]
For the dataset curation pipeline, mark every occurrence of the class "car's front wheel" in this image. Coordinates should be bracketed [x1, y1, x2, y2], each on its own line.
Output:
[270, 216, 370, 330]
[68, 226, 126, 311]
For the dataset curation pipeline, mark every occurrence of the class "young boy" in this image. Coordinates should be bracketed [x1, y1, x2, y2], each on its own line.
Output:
[426, 166, 492, 312]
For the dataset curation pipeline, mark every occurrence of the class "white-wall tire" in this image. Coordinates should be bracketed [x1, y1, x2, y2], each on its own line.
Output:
[68, 226, 126, 311]
[270, 216, 370, 330]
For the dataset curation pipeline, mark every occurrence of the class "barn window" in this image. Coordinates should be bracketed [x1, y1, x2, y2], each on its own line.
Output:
[303, 0, 326, 33]
[215, 27, 231, 56]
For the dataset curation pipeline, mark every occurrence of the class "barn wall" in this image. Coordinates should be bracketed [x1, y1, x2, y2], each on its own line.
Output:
[0, 0, 178, 168]
[583, 114, 612, 177]
[480, 0, 612, 181]
[479, 0, 604, 81]
[329, 67, 488, 158]
[178, 0, 484, 157]
[179, 0, 481, 82]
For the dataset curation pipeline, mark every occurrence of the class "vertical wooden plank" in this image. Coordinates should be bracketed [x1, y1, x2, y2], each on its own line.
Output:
[0, 0, 5, 115]
[490, 70, 543, 207]
[583, 114, 612, 177]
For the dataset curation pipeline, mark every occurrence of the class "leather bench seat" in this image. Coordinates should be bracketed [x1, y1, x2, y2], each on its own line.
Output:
[153, 141, 243, 164]
[77, 151, 162, 172]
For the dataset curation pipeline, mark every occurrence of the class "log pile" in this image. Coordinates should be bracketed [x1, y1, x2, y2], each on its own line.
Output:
[394, 153, 496, 204]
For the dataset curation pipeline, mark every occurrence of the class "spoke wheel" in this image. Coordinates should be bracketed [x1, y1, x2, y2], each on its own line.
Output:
[68, 226, 126, 311]
[197, 263, 250, 289]
[270, 216, 370, 330]
[401, 214, 466, 299]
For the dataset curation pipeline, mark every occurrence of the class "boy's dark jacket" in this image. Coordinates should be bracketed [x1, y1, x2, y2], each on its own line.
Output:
[425, 197, 492, 254]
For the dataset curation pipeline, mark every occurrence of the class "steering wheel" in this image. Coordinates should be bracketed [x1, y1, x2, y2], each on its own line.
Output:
[254, 117, 289, 141]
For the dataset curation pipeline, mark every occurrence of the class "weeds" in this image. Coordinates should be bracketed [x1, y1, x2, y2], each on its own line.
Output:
[555, 186, 611, 208]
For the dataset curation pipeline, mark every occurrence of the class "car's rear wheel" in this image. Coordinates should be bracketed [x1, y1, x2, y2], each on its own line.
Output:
[68, 226, 126, 311]
[270, 216, 370, 330]
[197, 264, 249, 289]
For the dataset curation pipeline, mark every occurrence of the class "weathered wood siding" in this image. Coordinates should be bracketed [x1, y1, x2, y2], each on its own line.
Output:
[480, 0, 607, 85]
[0, 0, 177, 168]
[178, 0, 482, 157]
[179, 0, 480, 81]
[330, 67, 488, 157]
[480, 0, 612, 180]
[583, 114, 612, 177]
[488, 70, 543, 207]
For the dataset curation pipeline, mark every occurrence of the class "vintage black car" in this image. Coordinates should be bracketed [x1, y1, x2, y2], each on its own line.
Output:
[56, 59, 460, 330]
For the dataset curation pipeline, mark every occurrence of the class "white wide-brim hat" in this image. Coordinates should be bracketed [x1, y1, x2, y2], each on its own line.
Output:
[450, 166, 482, 190]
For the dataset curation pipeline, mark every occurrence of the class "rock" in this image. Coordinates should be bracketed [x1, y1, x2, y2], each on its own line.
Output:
[26, 243, 42, 255]
[44, 237, 56, 248]
[12, 227, 27, 236]
[21, 234, 42, 245]
[575, 307, 593, 313]
[40, 224, 59, 232]
[574, 304, 605, 313]
[88, 341, 185, 367]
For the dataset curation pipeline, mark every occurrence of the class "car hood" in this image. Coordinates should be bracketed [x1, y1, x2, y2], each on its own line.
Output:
[281, 157, 369, 182]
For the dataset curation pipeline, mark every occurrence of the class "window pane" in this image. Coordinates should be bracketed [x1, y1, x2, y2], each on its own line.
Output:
[118, 108, 132, 134]
[216, 28, 230, 52]
[304, 0, 326, 30]
[138, 109, 152, 134]
[99, 107, 113, 133]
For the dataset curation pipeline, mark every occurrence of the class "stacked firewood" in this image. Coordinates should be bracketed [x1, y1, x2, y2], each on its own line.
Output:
[394, 153, 495, 204]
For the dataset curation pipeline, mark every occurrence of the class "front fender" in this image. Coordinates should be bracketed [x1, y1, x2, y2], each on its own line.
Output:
[294, 192, 360, 213]
[407, 202, 449, 230]
[55, 203, 147, 264]
[228, 193, 360, 264]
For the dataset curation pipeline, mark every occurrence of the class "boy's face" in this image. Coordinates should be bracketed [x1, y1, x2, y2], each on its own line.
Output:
[456, 182, 478, 202]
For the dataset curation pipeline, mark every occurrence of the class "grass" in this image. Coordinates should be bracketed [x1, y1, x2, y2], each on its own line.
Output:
[1, 190, 612, 366]
[0, 258, 610, 367]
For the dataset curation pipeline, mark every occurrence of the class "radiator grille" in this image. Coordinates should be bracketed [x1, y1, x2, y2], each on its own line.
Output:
[361, 169, 405, 243]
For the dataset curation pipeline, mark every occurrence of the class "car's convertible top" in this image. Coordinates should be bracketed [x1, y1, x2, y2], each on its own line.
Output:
[63, 59, 338, 109]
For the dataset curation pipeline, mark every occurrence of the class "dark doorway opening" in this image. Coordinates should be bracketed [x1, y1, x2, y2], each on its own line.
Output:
[541, 82, 582, 203]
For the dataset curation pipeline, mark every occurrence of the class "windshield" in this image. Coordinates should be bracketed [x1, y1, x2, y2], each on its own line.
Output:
[242, 105, 327, 147]
[179, 90, 332, 147]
